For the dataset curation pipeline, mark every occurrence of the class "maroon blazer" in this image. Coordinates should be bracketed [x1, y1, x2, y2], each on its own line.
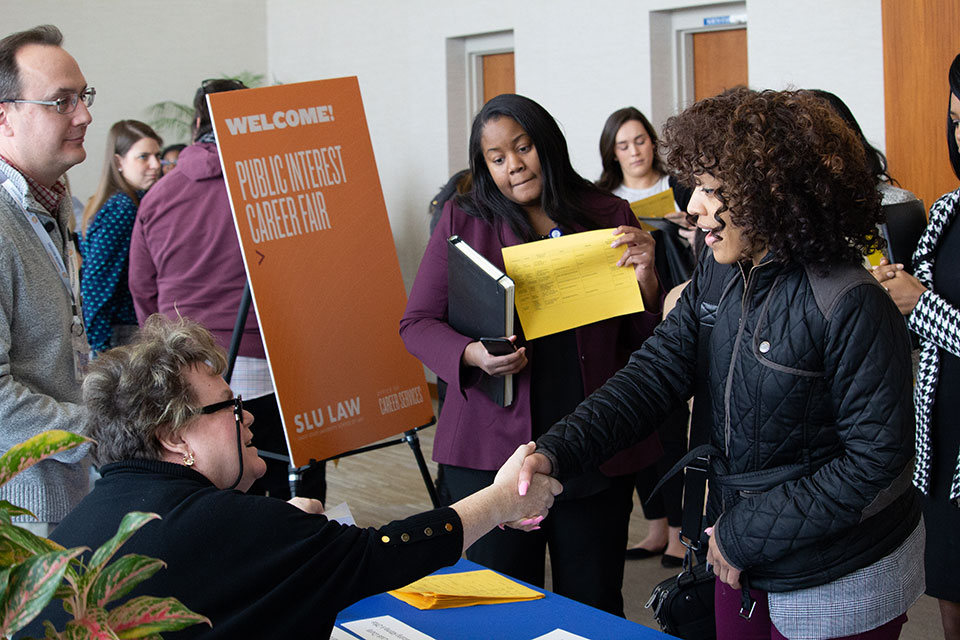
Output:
[400, 191, 663, 473]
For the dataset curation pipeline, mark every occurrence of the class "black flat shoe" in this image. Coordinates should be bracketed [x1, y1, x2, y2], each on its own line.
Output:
[660, 553, 684, 568]
[625, 544, 667, 560]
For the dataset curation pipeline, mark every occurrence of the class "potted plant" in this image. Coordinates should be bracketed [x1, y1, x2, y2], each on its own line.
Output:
[0, 430, 209, 639]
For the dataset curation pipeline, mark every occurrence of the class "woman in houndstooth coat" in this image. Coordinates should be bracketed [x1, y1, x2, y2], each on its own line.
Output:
[874, 52, 960, 640]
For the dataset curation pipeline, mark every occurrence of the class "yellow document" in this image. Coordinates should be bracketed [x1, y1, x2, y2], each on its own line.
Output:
[628, 187, 676, 220]
[501, 228, 643, 340]
[388, 569, 544, 610]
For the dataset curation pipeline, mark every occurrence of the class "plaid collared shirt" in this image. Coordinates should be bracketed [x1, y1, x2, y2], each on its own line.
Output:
[0, 155, 65, 214]
[767, 522, 925, 639]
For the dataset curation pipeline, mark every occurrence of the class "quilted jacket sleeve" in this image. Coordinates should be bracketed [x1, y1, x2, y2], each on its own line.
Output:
[535, 254, 706, 479]
[715, 282, 915, 570]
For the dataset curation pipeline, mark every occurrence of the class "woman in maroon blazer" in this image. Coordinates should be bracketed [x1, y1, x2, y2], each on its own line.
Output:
[400, 94, 663, 616]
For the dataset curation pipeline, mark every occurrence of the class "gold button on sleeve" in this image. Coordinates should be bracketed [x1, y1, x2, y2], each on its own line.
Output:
[401, 533, 411, 542]
[381, 535, 390, 544]
[445, 523, 454, 532]
[424, 527, 433, 536]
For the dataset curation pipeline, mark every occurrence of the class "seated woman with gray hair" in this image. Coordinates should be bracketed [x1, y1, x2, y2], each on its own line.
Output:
[43, 314, 561, 639]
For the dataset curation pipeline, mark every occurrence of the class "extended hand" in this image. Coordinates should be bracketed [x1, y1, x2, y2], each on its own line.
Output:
[494, 443, 562, 525]
[462, 336, 528, 376]
[705, 526, 741, 589]
[515, 449, 554, 497]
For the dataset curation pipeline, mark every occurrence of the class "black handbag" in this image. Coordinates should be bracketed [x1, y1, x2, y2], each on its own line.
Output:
[645, 556, 716, 640]
[644, 454, 716, 639]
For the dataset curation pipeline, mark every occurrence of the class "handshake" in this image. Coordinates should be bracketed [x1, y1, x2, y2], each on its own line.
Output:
[488, 442, 560, 532]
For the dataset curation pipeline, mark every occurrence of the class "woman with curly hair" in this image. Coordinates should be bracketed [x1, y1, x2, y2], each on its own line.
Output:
[874, 53, 960, 640]
[519, 87, 923, 639]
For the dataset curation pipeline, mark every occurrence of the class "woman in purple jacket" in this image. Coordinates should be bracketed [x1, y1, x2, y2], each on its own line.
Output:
[400, 94, 663, 615]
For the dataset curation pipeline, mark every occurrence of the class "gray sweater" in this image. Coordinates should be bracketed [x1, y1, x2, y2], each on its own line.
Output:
[0, 160, 88, 523]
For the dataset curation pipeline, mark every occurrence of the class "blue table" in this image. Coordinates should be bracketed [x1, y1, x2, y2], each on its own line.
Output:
[335, 559, 676, 639]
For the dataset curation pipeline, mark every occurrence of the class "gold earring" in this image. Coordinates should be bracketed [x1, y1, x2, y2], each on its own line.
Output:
[183, 451, 195, 466]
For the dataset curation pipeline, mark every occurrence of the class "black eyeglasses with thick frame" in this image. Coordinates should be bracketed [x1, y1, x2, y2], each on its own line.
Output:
[199, 394, 246, 490]
[200, 394, 243, 421]
[0, 87, 96, 115]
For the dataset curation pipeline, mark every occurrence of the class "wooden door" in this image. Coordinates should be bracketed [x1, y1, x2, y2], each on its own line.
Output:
[693, 28, 748, 101]
[482, 52, 515, 103]
[882, 0, 960, 210]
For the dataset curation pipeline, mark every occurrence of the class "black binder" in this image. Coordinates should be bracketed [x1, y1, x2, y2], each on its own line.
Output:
[447, 235, 515, 407]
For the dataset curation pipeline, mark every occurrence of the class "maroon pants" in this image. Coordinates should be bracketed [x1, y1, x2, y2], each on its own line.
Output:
[714, 578, 907, 640]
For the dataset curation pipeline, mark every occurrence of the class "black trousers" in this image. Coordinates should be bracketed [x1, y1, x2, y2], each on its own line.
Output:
[441, 464, 635, 617]
[634, 404, 688, 526]
[244, 393, 326, 501]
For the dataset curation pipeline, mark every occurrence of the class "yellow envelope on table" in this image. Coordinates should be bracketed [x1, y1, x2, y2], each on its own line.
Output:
[389, 569, 544, 610]
[501, 228, 643, 340]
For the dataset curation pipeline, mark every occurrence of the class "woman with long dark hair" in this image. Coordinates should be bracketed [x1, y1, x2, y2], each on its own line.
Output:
[875, 54, 960, 640]
[401, 94, 663, 615]
[520, 87, 923, 639]
[80, 120, 162, 353]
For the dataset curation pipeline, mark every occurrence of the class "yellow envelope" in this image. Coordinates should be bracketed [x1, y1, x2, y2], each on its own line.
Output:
[501, 228, 643, 340]
[389, 569, 544, 610]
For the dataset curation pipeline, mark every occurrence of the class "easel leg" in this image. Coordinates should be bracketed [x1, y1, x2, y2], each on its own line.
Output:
[404, 429, 440, 508]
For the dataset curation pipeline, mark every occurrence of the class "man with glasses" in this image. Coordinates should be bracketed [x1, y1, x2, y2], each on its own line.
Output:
[130, 78, 327, 502]
[0, 25, 94, 534]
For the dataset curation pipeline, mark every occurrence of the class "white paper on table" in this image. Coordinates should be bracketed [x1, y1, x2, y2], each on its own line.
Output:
[341, 615, 437, 640]
[329, 626, 360, 640]
[530, 630, 592, 640]
[324, 501, 356, 526]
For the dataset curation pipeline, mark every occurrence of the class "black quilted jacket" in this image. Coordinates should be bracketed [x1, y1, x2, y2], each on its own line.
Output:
[537, 254, 921, 592]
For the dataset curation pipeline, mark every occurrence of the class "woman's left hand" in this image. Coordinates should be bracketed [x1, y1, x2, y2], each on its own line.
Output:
[882, 270, 926, 315]
[705, 526, 741, 589]
[611, 225, 660, 311]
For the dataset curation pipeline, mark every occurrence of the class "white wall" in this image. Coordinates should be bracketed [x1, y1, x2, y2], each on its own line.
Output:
[748, 0, 885, 150]
[3, 1, 886, 286]
[1, 0, 268, 202]
[266, 0, 887, 292]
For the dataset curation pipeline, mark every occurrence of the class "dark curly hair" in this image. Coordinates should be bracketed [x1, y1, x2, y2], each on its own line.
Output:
[661, 87, 883, 266]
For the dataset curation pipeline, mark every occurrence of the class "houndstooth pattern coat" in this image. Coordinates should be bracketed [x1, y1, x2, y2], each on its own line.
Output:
[909, 187, 960, 506]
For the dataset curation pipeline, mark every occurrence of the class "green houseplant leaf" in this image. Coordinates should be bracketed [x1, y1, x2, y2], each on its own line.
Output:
[0, 547, 85, 637]
[89, 513, 159, 571]
[59, 606, 117, 639]
[107, 596, 210, 638]
[89, 555, 164, 608]
[0, 431, 90, 488]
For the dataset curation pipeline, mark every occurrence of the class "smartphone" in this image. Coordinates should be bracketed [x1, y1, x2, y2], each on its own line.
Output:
[480, 337, 517, 356]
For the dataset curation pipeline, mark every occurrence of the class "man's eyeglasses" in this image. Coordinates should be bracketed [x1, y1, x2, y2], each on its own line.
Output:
[0, 87, 96, 115]
[200, 395, 244, 430]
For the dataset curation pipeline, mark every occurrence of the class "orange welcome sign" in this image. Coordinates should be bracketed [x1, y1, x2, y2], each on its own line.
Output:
[208, 77, 433, 467]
